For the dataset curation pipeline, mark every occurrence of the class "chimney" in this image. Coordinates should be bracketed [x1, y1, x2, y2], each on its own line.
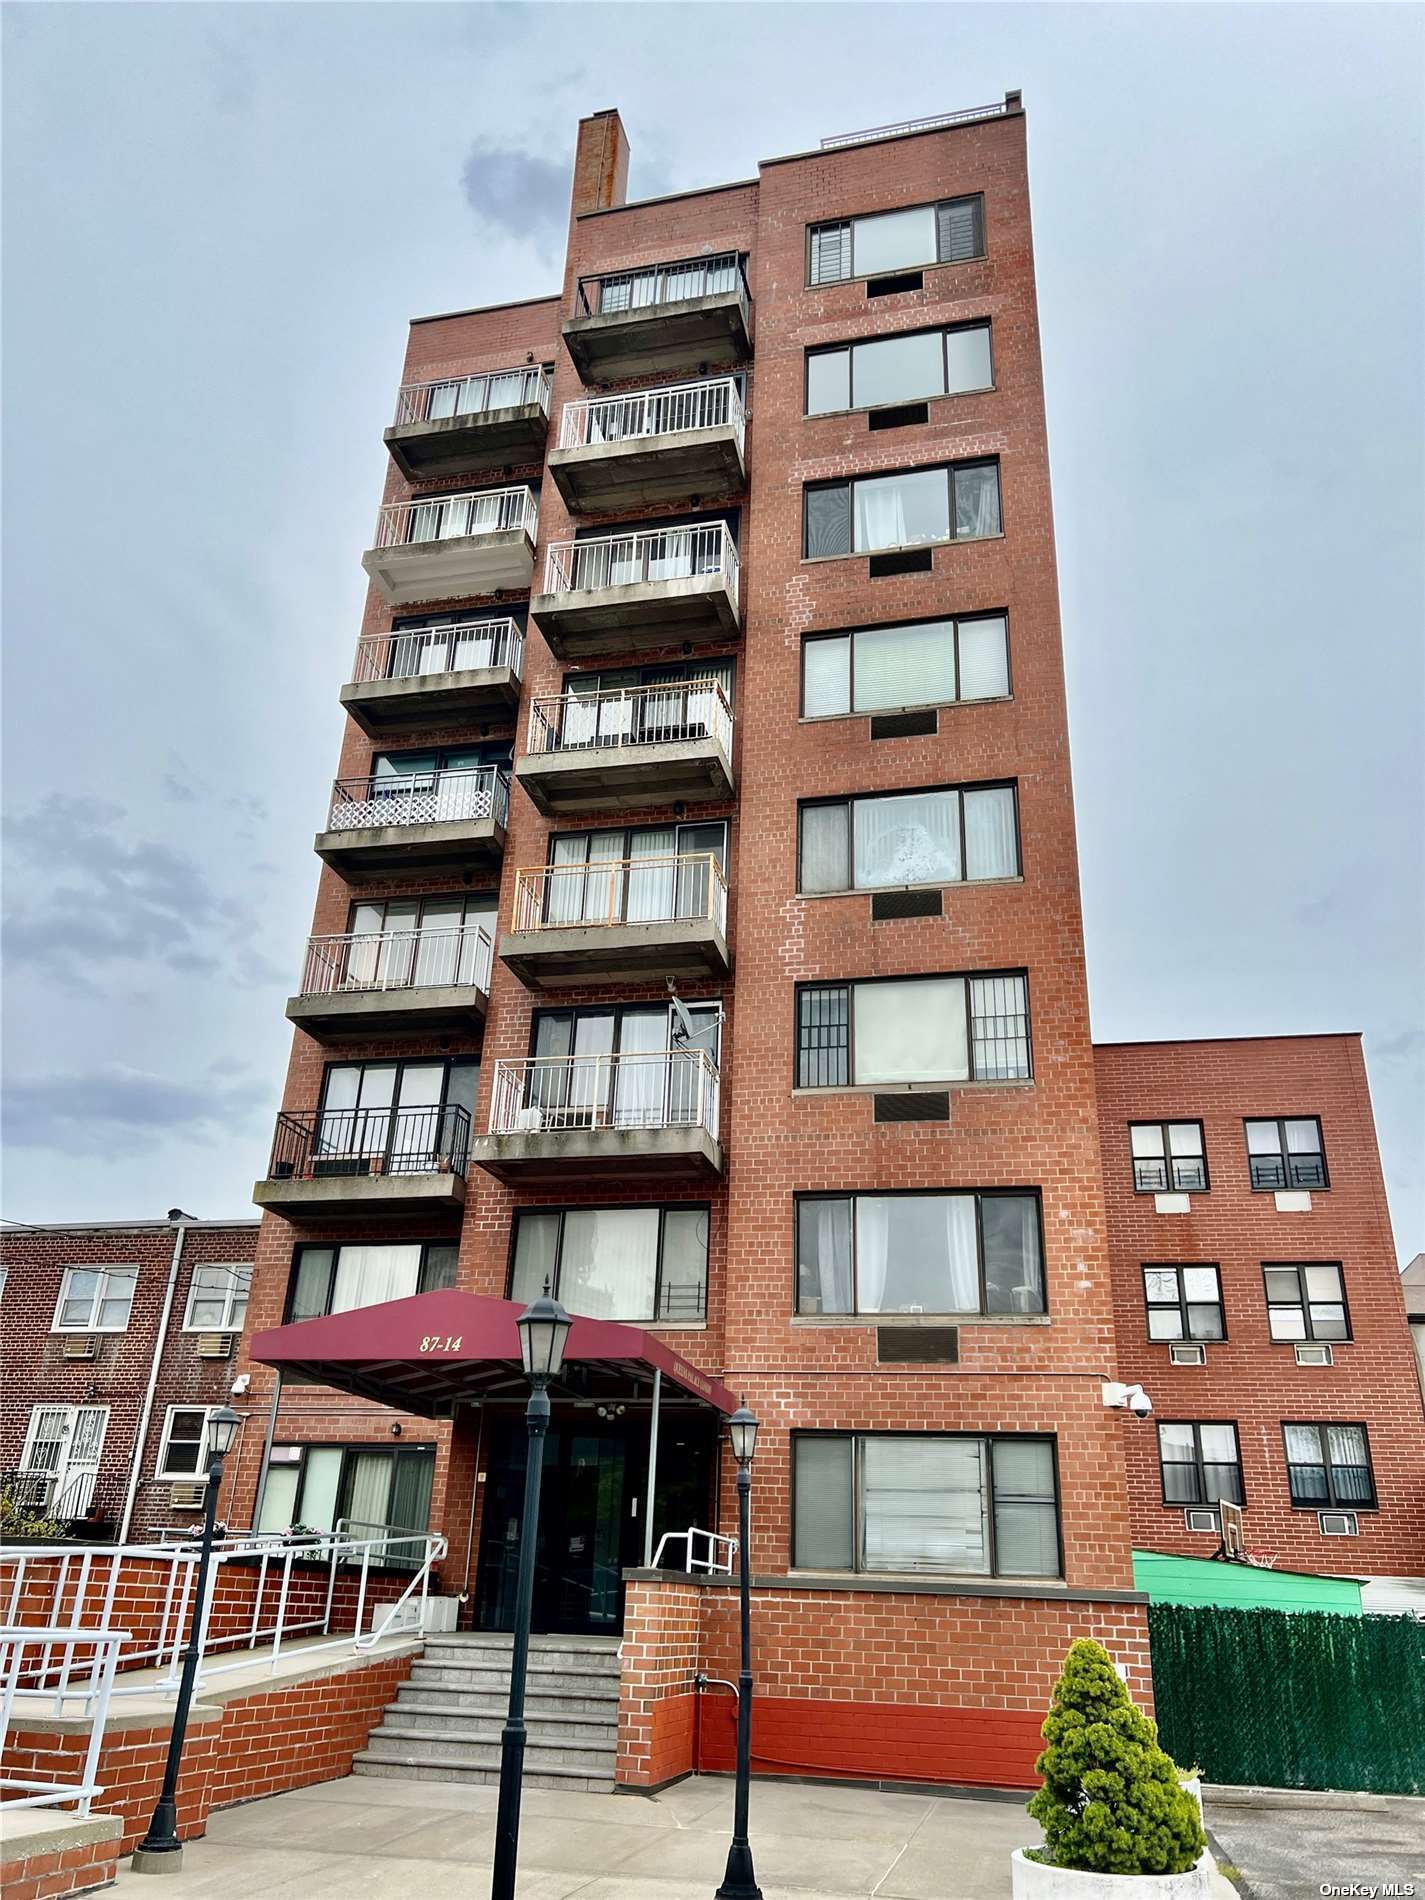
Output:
[569, 108, 630, 221]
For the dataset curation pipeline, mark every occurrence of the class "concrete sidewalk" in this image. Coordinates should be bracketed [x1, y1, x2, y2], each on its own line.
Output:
[110, 1771, 1044, 1899]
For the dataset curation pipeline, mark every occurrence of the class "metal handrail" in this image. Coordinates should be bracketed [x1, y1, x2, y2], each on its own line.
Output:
[267, 1103, 473, 1180]
[0, 1627, 127, 1811]
[542, 520, 739, 598]
[511, 855, 726, 936]
[820, 102, 1007, 150]
[558, 376, 744, 452]
[299, 926, 493, 998]
[575, 251, 747, 318]
[372, 484, 538, 550]
[488, 1048, 720, 1143]
[651, 1526, 738, 1575]
[327, 765, 510, 832]
[526, 677, 732, 758]
[393, 365, 550, 427]
[351, 617, 524, 686]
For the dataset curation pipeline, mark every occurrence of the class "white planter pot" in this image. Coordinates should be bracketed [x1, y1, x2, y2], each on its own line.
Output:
[1011, 1847, 1216, 1900]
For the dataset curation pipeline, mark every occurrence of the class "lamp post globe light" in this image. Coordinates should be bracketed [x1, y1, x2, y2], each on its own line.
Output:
[716, 1401, 761, 1900]
[132, 1405, 242, 1875]
[490, 1290, 572, 1900]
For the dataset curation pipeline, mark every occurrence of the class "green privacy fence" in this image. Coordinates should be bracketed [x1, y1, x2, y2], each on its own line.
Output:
[1148, 1604, 1425, 1795]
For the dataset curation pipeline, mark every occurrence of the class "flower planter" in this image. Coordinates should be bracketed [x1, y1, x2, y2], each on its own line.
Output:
[1011, 1847, 1217, 1900]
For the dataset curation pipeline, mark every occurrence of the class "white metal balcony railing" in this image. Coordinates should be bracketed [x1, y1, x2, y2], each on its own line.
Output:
[558, 376, 744, 453]
[351, 617, 524, 686]
[488, 1049, 720, 1143]
[543, 520, 739, 598]
[511, 854, 727, 937]
[300, 926, 494, 998]
[526, 677, 732, 759]
[372, 484, 538, 550]
[393, 365, 550, 428]
[327, 766, 511, 832]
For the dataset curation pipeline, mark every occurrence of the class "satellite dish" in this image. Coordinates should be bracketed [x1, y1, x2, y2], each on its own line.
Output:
[670, 993, 698, 1045]
[667, 982, 721, 1049]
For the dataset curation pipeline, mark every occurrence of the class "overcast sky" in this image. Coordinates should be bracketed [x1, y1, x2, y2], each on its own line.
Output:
[3, 2, 1421, 1259]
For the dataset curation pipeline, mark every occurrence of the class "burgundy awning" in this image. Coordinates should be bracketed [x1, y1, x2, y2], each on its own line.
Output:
[249, 1287, 737, 1417]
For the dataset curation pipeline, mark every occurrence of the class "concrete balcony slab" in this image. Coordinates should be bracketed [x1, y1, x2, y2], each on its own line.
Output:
[499, 916, 730, 990]
[515, 731, 734, 817]
[470, 1126, 723, 1188]
[530, 571, 739, 664]
[562, 287, 752, 383]
[383, 400, 549, 483]
[313, 815, 506, 881]
[341, 665, 522, 738]
[252, 1170, 468, 1221]
[285, 984, 489, 1042]
[361, 527, 535, 608]
[548, 424, 746, 515]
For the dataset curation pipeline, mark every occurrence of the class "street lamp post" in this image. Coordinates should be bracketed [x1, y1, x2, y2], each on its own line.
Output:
[132, 1404, 242, 1874]
[716, 1401, 761, 1900]
[490, 1290, 572, 1900]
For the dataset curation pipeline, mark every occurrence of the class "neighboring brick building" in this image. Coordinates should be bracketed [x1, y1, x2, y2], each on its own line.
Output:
[0, 1218, 258, 1540]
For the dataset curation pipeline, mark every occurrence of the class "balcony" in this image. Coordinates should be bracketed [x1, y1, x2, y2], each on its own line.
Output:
[564, 252, 752, 382]
[471, 1050, 722, 1184]
[384, 366, 550, 481]
[313, 767, 509, 881]
[501, 855, 729, 989]
[253, 1104, 471, 1220]
[361, 485, 538, 607]
[516, 678, 734, 816]
[286, 926, 493, 1041]
[548, 377, 745, 513]
[340, 618, 524, 737]
[531, 522, 740, 662]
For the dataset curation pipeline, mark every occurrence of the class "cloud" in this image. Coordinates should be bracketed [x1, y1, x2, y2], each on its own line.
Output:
[1373, 1028, 1425, 1062]
[460, 141, 567, 236]
[3, 1064, 269, 1159]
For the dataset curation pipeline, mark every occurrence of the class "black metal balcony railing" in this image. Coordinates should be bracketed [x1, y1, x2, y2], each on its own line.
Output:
[1249, 1152, 1328, 1192]
[574, 251, 749, 319]
[1133, 1159, 1208, 1194]
[266, 1104, 472, 1183]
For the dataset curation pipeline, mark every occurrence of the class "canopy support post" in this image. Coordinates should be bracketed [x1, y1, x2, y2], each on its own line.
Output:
[642, 1367, 661, 1568]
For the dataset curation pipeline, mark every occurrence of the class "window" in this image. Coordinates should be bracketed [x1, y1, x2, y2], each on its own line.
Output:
[804, 462, 1001, 558]
[796, 1191, 1043, 1316]
[799, 784, 1019, 893]
[544, 822, 727, 926]
[795, 973, 1030, 1088]
[183, 1264, 252, 1332]
[1283, 1423, 1375, 1509]
[802, 614, 1009, 718]
[1245, 1118, 1327, 1191]
[1157, 1422, 1243, 1507]
[1143, 1266, 1225, 1342]
[315, 1058, 480, 1173]
[53, 1266, 138, 1333]
[254, 1442, 436, 1554]
[288, 1242, 458, 1323]
[510, 1205, 709, 1324]
[1129, 1122, 1208, 1193]
[1264, 1263, 1350, 1342]
[793, 1432, 1058, 1578]
[807, 324, 993, 415]
[808, 196, 985, 284]
[156, 1406, 219, 1480]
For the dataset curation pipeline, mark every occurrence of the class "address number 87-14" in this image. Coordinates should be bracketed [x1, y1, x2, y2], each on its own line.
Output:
[419, 1334, 463, 1353]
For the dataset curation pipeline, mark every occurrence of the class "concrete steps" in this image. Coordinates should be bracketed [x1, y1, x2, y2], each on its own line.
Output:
[352, 1631, 622, 1795]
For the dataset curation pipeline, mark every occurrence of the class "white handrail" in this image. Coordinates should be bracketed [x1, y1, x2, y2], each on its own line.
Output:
[542, 520, 739, 599]
[373, 484, 538, 550]
[488, 1049, 720, 1143]
[351, 617, 524, 686]
[559, 376, 744, 452]
[651, 1527, 738, 1575]
[511, 856, 726, 937]
[394, 365, 550, 427]
[0, 1627, 127, 1812]
[526, 677, 732, 760]
[300, 926, 493, 997]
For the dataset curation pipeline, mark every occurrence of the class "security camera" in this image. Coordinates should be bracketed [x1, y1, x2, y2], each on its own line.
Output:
[1102, 1380, 1154, 1419]
[1127, 1388, 1153, 1420]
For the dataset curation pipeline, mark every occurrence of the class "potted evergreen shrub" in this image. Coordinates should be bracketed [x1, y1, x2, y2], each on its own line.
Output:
[1012, 1639, 1212, 1898]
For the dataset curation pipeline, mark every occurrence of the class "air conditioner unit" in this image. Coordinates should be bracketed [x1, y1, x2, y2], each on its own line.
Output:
[1295, 1343, 1333, 1367]
[1319, 1511, 1358, 1536]
[62, 1335, 99, 1361]
[1168, 1343, 1207, 1366]
[169, 1482, 207, 1511]
[514, 1105, 545, 1133]
[1184, 1508, 1219, 1533]
[197, 1333, 234, 1360]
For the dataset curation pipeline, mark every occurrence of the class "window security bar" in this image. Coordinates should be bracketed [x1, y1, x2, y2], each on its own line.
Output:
[543, 520, 739, 597]
[526, 677, 732, 758]
[267, 1103, 473, 1180]
[488, 1049, 720, 1143]
[372, 484, 538, 550]
[327, 766, 511, 832]
[820, 102, 1008, 150]
[558, 376, 745, 452]
[299, 927, 493, 998]
[393, 365, 550, 427]
[351, 617, 524, 686]
[575, 251, 747, 318]
[511, 855, 727, 937]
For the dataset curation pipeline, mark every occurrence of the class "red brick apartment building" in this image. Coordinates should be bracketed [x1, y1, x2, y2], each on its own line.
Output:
[54, 94, 1407, 1792]
[0, 1218, 258, 1541]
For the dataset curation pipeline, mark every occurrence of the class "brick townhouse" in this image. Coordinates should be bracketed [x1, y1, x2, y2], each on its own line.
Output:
[0, 1218, 258, 1541]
